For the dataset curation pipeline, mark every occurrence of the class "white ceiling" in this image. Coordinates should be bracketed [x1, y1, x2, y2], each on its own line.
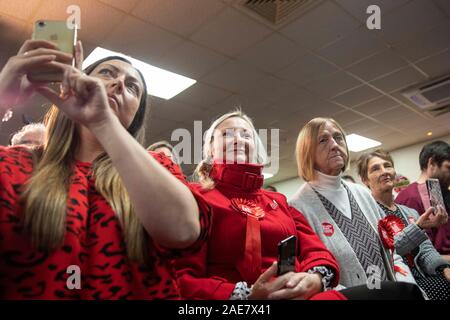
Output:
[0, 0, 449, 183]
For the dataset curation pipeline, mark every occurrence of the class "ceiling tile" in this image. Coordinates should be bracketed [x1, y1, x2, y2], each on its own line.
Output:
[102, 16, 182, 64]
[370, 66, 427, 93]
[201, 60, 266, 93]
[190, 7, 272, 56]
[0, 15, 29, 55]
[415, 49, 450, 78]
[347, 50, 408, 81]
[237, 33, 307, 73]
[318, 27, 387, 68]
[173, 82, 232, 109]
[333, 85, 382, 107]
[242, 75, 299, 104]
[372, 105, 420, 126]
[434, 0, 450, 16]
[280, 1, 360, 50]
[132, 0, 225, 37]
[151, 100, 203, 123]
[98, 0, 139, 13]
[276, 53, 338, 86]
[0, 0, 41, 21]
[332, 110, 366, 126]
[343, 118, 380, 135]
[393, 19, 450, 62]
[304, 71, 362, 98]
[32, 0, 126, 44]
[158, 40, 229, 79]
[379, 0, 447, 44]
[353, 96, 399, 116]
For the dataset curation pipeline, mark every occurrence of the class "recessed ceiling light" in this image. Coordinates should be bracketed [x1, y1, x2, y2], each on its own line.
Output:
[427, 131, 433, 136]
[346, 134, 381, 152]
[83, 47, 197, 100]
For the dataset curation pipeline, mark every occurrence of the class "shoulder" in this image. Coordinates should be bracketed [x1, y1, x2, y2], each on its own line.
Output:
[396, 183, 418, 200]
[397, 204, 420, 219]
[148, 150, 185, 181]
[0, 145, 35, 171]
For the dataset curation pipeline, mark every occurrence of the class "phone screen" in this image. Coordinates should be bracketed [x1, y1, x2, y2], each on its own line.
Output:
[426, 178, 445, 210]
[277, 235, 297, 276]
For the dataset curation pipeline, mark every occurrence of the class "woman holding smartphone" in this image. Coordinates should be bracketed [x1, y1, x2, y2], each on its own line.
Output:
[0, 39, 208, 299]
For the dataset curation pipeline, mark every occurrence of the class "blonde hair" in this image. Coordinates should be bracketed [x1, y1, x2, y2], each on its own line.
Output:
[295, 117, 349, 182]
[194, 109, 267, 189]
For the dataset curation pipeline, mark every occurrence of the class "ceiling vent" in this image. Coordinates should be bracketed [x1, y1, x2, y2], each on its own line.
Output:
[241, 0, 316, 26]
[402, 74, 450, 117]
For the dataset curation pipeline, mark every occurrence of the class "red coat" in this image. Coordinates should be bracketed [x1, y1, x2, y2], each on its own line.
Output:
[174, 163, 340, 300]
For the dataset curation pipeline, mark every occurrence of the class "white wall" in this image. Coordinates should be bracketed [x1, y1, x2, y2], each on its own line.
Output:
[272, 134, 450, 200]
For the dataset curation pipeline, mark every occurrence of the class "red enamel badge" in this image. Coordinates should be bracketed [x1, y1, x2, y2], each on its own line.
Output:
[231, 198, 265, 219]
[322, 222, 334, 236]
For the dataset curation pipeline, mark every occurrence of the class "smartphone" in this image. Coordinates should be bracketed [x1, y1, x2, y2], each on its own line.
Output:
[426, 178, 445, 210]
[277, 235, 297, 276]
[28, 20, 77, 82]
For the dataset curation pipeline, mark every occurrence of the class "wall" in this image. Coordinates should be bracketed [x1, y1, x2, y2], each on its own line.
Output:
[272, 134, 450, 200]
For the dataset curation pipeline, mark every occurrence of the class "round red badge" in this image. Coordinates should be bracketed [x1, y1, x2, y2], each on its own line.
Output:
[322, 222, 334, 236]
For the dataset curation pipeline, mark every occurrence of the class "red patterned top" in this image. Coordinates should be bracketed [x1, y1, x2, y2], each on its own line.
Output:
[0, 146, 209, 299]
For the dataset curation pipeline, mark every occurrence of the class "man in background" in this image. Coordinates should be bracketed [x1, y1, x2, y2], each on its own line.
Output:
[396, 140, 450, 262]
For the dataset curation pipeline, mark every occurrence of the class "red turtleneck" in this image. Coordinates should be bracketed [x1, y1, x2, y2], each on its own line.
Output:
[174, 162, 341, 300]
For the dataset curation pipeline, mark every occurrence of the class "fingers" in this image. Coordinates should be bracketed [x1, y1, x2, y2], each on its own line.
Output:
[18, 39, 59, 54]
[35, 85, 66, 106]
[422, 207, 434, 218]
[18, 54, 57, 72]
[74, 41, 84, 70]
[257, 261, 278, 283]
[20, 48, 72, 64]
[286, 272, 308, 288]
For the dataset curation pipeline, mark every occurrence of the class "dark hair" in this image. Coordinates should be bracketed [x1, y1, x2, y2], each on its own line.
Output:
[419, 140, 450, 171]
[341, 175, 356, 183]
[357, 149, 394, 182]
[83, 56, 148, 138]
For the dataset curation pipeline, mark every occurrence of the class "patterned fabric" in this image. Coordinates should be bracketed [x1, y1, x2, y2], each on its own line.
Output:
[229, 281, 251, 300]
[308, 266, 334, 291]
[0, 146, 209, 299]
[312, 184, 387, 281]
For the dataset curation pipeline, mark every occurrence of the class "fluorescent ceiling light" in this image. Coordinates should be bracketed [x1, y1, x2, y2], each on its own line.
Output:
[346, 134, 381, 152]
[263, 172, 274, 180]
[83, 47, 196, 100]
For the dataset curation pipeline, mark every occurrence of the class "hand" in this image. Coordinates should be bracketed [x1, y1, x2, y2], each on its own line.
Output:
[416, 206, 448, 229]
[248, 262, 287, 300]
[269, 272, 323, 300]
[443, 268, 450, 283]
[35, 64, 114, 130]
[0, 39, 74, 110]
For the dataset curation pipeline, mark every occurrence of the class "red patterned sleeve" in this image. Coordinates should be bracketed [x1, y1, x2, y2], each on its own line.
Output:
[148, 151, 211, 257]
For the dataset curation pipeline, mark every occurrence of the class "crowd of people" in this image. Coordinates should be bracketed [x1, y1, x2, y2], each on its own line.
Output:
[0, 38, 449, 300]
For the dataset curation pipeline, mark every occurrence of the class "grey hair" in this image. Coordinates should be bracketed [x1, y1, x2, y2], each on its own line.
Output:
[10, 123, 46, 146]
